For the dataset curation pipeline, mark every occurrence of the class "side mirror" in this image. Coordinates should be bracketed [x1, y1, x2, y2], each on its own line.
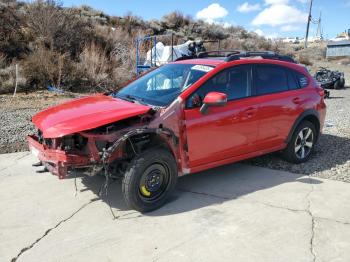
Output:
[200, 92, 227, 114]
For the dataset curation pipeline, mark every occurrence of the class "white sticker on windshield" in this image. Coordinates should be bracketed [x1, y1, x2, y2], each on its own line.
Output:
[191, 65, 214, 73]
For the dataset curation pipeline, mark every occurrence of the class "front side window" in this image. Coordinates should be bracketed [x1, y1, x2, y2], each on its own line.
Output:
[113, 64, 213, 107]
[187, 65, 251, 108]
[255, 65, 288, 95]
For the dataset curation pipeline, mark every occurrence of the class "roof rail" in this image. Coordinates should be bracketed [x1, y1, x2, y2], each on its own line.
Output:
[224, 51, 296, 63]
[174, 50, 296, 64]
[197, 50, 242, 58]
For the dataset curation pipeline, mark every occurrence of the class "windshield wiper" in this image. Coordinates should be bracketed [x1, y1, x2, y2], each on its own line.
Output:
[116, 93, 149, 106]
[114, 93, 135, 103]
[125, 95, 149, 106]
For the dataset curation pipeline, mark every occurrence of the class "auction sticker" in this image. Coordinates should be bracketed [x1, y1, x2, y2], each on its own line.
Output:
[191, 65, 214, 72]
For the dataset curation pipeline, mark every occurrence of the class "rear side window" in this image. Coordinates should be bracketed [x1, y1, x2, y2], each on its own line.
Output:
[295, 72, 309, 88]
[255, 65, 288, 95]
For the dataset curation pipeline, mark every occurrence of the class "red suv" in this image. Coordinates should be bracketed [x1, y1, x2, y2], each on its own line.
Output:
[28, 51, 326, 212]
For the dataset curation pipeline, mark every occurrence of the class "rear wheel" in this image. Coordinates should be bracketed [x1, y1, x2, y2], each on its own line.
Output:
[283, 121, 317, 163]
[122, 148, 178, 212]
[334, 78, 345, 89]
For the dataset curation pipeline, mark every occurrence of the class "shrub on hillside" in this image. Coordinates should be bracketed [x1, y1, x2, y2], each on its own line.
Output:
[298, 54, 313, 66]
[161, 11, 191, 30]
[22, 46, 73, 90]
[24, 0, 94, 58]
[76, 42, 110, 91]
[0, 1, 28, 60]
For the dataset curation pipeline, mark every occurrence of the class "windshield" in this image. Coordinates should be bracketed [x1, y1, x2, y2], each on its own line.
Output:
[113, 63, 214, 107]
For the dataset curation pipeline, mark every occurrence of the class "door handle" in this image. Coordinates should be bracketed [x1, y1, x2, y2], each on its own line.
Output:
[293, 97, 301, 104]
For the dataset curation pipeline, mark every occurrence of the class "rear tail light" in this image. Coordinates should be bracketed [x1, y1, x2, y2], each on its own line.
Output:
[317, 87, 325, 97]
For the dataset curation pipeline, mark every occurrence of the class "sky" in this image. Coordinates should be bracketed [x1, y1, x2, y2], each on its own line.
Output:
[61, 0, 350, 39]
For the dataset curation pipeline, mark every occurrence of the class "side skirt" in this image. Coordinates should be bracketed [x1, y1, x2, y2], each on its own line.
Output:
[188, 144, 286, 175]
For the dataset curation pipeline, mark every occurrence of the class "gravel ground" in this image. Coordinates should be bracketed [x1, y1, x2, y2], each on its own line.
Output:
[0, 91, 80, 153]
[0, 65, 349, 182]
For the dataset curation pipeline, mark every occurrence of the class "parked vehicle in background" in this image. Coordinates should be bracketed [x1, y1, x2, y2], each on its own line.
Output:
[314, 67, 346, 90]
[28, 51, 326, 212]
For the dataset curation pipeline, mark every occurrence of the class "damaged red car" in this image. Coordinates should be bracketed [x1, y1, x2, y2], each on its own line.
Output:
[28, 51, 326, 212]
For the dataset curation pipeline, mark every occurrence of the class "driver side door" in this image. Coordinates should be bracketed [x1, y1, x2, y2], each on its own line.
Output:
[183, 65, 260, 168]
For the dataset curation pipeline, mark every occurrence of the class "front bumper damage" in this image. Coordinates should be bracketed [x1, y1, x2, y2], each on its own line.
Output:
[27, 135, 91, 179]
[28, 97, 189, 179]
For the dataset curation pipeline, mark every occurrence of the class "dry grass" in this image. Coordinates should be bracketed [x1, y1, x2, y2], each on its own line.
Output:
[0, 90, 82, 110]
[297, 53, 313, 66]
[78, 42, 109, 89]
[339, 57, 350, 66]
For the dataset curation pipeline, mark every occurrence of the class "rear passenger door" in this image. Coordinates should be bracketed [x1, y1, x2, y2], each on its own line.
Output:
[253, 64, 306, 150]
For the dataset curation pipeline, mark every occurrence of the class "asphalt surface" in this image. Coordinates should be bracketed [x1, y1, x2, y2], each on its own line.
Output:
[1, 152, 350, 262]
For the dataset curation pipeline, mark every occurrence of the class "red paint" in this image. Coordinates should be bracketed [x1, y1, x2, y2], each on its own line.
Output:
[27, 135, 90, 178]
[184, 95, 261, 167]
[32, 94, 151, 138]
[203, 92, 227, 104]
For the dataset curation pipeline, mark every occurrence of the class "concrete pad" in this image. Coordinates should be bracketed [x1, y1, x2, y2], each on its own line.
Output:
[314, 219, 350, 262]
[0, 152, 350, 262]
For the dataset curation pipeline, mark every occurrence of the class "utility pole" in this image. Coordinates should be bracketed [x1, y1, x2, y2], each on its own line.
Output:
[304, 0, 313, 48]
[316, 11, 322, 40]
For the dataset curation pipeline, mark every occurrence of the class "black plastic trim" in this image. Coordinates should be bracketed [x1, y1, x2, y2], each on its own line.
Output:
[286, 109, 320, 143]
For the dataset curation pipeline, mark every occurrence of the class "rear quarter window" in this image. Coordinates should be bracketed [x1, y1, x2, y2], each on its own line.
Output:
[255, 64, 289, 95]
[296, 72, 309, 88]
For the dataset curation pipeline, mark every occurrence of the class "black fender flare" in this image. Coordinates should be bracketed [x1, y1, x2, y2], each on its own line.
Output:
[286, 109, 320, 144]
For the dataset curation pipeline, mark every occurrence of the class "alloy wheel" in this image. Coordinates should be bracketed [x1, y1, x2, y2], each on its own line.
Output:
[294, 127, 314, 159]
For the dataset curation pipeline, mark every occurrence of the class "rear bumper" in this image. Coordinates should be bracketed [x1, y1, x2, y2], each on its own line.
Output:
[27, 135, 91, 179]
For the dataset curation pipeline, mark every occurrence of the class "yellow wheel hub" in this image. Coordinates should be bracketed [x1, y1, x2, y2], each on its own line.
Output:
[140, 186, 151, 197]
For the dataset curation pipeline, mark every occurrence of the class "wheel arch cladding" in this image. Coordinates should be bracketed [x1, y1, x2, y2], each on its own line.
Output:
[286, 109, 320, 143]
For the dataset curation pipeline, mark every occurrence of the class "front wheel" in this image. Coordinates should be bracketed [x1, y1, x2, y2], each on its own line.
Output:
[122, 148, 178, 212]
[282, 121, 317, 164]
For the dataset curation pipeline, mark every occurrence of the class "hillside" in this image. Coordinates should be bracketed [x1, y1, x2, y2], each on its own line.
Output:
[1, 0, 279, 94]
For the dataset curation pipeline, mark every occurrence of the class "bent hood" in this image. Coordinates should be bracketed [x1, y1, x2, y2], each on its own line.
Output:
[32, 94, 151, 138]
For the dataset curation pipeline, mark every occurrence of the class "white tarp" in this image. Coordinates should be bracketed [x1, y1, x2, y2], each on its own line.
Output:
[144, 41, 194, 66]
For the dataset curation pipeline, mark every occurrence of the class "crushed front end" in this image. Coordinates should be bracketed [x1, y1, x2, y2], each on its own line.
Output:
[27, 130, 101, 179]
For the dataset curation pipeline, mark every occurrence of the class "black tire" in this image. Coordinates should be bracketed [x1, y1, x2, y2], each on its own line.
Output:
[282, 121, 317, 164]
[122, 148, 178, 212]
[324, 90, 330, 99]
[334, 78, 344, 89]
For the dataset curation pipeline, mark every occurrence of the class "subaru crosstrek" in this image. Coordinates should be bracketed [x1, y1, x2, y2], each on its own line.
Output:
[28, 51, 326, 212]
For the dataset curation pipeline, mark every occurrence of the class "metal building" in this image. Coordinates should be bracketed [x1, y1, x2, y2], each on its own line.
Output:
[326, 40, 350, 58]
